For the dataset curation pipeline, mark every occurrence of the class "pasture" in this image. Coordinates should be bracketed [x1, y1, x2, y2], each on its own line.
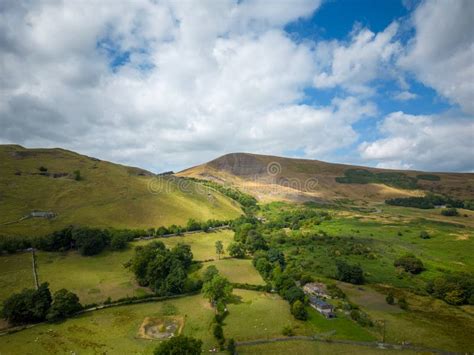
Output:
[0, 253, 35, 307]
[0, 295, 216, 354]
[199, 258, 266, 285]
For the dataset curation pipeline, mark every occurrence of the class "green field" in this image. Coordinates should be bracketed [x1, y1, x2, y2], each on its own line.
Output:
[238, 340, 417, 355]
[200, 258, 266, 285]
[0, 253, 35, 305]
[0, 295, 217, 354]
[0, 230, 256, 306]
[0, 145, 241, 237]
[339, 283, 474, 352]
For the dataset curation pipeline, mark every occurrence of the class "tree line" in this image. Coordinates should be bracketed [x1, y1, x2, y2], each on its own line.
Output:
[0, 218, 230, 255]
[385, 194, 474, 210]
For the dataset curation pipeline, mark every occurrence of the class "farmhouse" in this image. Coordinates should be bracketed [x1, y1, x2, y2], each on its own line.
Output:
[303, 282, 330, 298]
[309, 296, 335, 318]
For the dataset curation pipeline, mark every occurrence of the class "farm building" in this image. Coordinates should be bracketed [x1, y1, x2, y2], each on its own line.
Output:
[29, 211, 56, 219]
[303, 282, 330, 298]
[309, 296, 335, 318]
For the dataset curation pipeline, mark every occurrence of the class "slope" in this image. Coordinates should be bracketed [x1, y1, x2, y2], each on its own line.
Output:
[177, 153, 474, 203]
[0, 145, 242, 236]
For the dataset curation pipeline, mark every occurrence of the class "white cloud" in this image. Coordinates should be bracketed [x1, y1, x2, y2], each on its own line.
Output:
[400, 0, 474, 114]
[313, 22, 402, 94]
[393, 91, 418, 101]
[359, 111, 474, 171]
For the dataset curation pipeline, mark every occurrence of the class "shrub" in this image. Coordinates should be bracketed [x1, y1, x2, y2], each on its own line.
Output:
[282, 325, 294, 336]
[291, 300, 307, 320]
[394, 254, 424, 274]
[385, 291, 395, 305]
[154, 335, 202, 355]
[227, 338, 236, 354]
[398, 297, 409, 310]
[335, 260, 364, 284]
[441, 208, 459, 216]
[47, 289, 82, 321]
[419, 231, 430, 239]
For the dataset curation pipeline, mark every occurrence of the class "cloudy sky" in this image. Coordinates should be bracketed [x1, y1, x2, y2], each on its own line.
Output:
[1, 0, 473, 173]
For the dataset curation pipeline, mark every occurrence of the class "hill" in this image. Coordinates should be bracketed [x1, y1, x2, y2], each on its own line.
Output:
[0, 145, 242, 236]
[177, 153, 474, 203]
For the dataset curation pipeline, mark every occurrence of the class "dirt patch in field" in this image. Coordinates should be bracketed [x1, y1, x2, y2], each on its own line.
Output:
[451, 233, 470, 240]
[137, 316, 184, 340]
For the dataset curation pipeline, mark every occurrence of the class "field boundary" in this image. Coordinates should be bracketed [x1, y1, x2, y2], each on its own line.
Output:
[235, 336, 462, 355]
[31, 249, 39, 289]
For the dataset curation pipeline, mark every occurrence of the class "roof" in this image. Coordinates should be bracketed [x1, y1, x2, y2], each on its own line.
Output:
[309, 296, 332, 308]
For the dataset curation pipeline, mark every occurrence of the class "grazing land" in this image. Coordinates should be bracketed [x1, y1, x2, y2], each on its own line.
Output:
[199, 259, 266, 285]
[0, 253, 35, 306]
[0, 295, 216, 354]
[0, 145, 241, 237]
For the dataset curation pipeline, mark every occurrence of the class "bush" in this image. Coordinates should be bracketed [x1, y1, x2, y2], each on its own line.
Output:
[398, 297, 409, 310]
[282, 325, 294, 336]
[110, 233, 129, 250]
[213, 323, 224, 340]
[47, 289, 82, 321]
[154, 335, 202, 355]
[385, 291, 395, 305]
[441, 208, 459, 216]
[335, 260, 364, 284]
[419, 231, 430, 239]
[2, 283, 52, 325]
[394, 254, 424, 274]
[291, 300, 307, 320]
[227, 242, 246, 258]
[227, 338, 236, 354]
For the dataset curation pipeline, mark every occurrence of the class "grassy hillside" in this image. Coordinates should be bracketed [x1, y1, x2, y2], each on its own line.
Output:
[177, 153, 474, 203]
[0, 145, 242, 236]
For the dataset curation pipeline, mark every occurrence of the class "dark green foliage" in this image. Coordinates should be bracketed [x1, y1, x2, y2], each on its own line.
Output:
[327, 284, 345, 299]
[227, 242, 246, 258]
[245, 230, 268, 252]
[73, 227, 109, 256]
[282, 325, 294, 336]
[213, 323, 224, 340]
[2, 283, 52, 325]
[336, 169, 418, 189]
[416, 174, 440, 181]
[350, 309, 373, 327]
[419, 231, 430, 239]
[385, 291, 395, 305]
[282, 286, 305, 304]
[441, 208, 459, 216]
[291, 300, 307, 320]
[386, 194, 469, 210]
[128, 241, 193, 295]
[154, 335, 202, 355]
[202, 265, 219, 283]
[47, 289, 82, 321]
[394, 254, 424, 274]
[398, 297, 409, 310]
[227, 338, 236, 354]
[110, 233, 129, 250]
[202, 274, 233, 304]
[38, 166, 48, 172]
[335, 260, 364, 284]
[426, 272, 474, 305]
[73, 169, 82, 181]
[215, 240, 224, 259]
[186, 218, 201, 232]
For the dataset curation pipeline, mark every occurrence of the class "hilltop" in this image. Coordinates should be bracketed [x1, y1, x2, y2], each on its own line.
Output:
[0, 145, 242, 236]
[177, 153, 474, 203]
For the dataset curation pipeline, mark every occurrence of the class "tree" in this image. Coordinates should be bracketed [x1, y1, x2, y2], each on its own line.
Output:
[186, 218, 201, 232]
[110, 233, 128, 250]
[2, 283, 52, 325]
[215, 240, 224, 260]
[227, 242, 245, 258]
[419, 231, 430, 239]
[394, 254, 424, 274]
[385, 291, 395, 305]
[203, 265, 219, 283]
[72, 228, 109, 256]
[291, 300, 307, 320]
[335, 260, 364, 284]
[73, 170, 82, 181]
[47, 289, 82, 321]
[154, 335, 202, 355]
[202, 275, 233, 305]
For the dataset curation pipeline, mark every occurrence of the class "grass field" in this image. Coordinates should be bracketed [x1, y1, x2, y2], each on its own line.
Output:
[199, 258, 266, 285]
[237, 340, 417, 355]
[0, 253, 35, 305]
[0, 230, 255, 306]
[0, 295, 217, 354]
[160, 229, 234, 261]
[339, 283, 474, 352]
[0, 145, 241, 237]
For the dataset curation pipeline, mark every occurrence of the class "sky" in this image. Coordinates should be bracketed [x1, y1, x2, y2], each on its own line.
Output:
[0, 0, 473, 173]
